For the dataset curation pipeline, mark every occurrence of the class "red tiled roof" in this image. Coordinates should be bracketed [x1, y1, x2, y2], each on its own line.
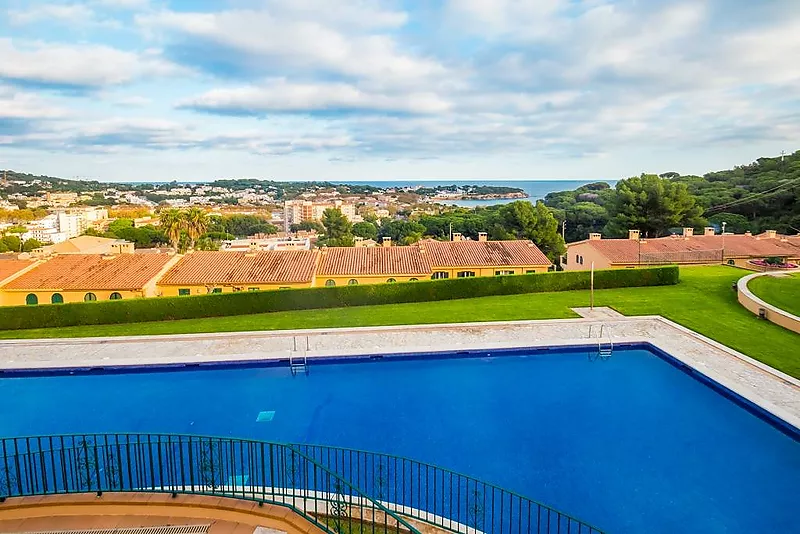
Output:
[317, 246, 432, 276]
[3, 254, 172, 291]
[159, 250, 318, 285]
[0, 259, 35, 281]
[421, 239, 551, 267]
[571, 233, 800, 263]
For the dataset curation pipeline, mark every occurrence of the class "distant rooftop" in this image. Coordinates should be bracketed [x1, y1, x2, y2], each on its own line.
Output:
[159, 250, 319, 285]
[3, 254, 173, 291]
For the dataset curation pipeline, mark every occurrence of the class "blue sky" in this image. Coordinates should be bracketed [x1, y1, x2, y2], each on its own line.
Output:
[0, 0, 798, 182]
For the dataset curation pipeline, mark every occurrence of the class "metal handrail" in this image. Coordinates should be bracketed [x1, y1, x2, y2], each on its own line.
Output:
[0, 434, 421, 534]
[293, 444, 605, 534]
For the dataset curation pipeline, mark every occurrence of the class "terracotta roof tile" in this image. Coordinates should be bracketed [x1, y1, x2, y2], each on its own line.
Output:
[0, 259, 35, 282]
[421, 239, 551, 267]
[572, 234, 800, 264]
[159, 250, 318, 285]
[3, 254, 172, 291]
[318, 246, 432, 276]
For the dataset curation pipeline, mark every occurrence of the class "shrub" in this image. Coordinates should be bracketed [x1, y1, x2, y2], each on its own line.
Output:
[0, 265, 679, 331]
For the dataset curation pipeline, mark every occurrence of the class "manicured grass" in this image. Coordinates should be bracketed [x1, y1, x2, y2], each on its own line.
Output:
[1, 266, 798, 378]
[748, 273, 800, 317]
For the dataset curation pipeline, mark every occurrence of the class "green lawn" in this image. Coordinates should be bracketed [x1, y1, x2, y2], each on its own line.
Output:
[1, 265, 798, 378]
[748, 272, 800, 317]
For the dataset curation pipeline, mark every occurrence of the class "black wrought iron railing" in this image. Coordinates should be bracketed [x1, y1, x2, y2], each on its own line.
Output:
[295, 444, 604, 534]
[0, 434, 604, 534]
[0, 434, 420, 534]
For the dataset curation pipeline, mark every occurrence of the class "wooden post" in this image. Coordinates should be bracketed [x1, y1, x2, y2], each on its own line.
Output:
[590, 261, 595, 311]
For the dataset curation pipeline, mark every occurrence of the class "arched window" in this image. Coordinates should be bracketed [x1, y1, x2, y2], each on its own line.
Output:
[727, 259, 735, 265]
[387, 278, 396, 283]
[431, 272, 449, 280]
[325, 279, 336, 287]
[409, 278, 418, 281]
[51, 293, 64, 304]
[84, 293, 97, 302]
[348, 279, 359, 285]
[109, 292, 122, 300]
[25, 294, 38, 306]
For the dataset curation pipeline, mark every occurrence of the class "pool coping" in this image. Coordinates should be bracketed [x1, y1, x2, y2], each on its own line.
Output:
[1, 315, 799, 432]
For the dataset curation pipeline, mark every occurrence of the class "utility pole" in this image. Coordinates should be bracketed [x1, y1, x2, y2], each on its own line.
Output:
[449, 222, 452, 242]
[561, 220, 566, 241]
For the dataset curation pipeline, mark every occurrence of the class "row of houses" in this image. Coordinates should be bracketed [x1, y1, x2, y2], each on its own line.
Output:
[563, 228, 800, 270]
[0, 238, 552, 306]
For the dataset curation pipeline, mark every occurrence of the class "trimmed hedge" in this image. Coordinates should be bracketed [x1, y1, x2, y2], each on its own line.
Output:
[0, 265, 678, 331]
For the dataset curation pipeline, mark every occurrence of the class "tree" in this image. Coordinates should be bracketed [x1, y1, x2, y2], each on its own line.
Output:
[379, 219, 425, 245]
[83, 228, 104, 237]
[321, 209, 352, 240]
[159, 209, 186, 250]
[22, 238, 42, 252]
[605, 174, 704, 237]
[491, 201, 566, 261]
[291, 221, 325, 233]
[1, 235, 21, 252]
[185, 207, 210, 248]
[352, 221, 378, 240]
[708, 213, 751, 234]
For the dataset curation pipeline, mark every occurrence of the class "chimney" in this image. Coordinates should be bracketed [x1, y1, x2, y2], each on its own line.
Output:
[478, 232, 488, 242]
[744, 231, 752, 237]
[628, 229, 640, 241]
[452, 232, 463, 242]
[354, 236, 364, 247]
[704, 227, 715, 236]
[682, 227, 694, 238]
[382, 237, 392, 247]
[765, 230, 777, 239]
[588, 233, 602, 241]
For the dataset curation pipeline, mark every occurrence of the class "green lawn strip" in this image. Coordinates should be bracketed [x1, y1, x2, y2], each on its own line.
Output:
[748, 273, 800, 318]
[1, 266, 798, 378]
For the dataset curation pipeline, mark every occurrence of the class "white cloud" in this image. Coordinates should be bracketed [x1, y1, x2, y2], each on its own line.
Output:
[179, 79, 452, 115]
[0, 85, 69, 120]
[136, 6, 445, 86]
[0, 39, 186, 88]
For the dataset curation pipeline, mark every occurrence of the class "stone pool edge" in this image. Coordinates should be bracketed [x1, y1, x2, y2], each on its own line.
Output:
[1, 315, 798, 432]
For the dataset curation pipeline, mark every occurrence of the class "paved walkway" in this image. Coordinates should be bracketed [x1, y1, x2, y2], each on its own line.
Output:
[571, 306, 625, 319]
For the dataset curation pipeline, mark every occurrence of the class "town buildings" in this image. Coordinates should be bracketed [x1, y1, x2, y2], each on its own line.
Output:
[283, 200, 360, 231]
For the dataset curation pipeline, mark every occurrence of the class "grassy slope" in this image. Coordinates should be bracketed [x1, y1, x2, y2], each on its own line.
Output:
[1, 266, 798, 377]
[748, 273, 800, 317]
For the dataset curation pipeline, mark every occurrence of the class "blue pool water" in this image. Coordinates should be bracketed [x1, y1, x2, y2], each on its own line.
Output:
[1, 346, 798, 533]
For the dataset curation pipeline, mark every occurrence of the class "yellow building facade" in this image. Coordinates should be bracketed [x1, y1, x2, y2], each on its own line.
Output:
[1, 239, 554, 306]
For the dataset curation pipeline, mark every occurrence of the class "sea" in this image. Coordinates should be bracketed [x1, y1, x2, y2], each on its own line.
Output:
[341, 180, 616, 207]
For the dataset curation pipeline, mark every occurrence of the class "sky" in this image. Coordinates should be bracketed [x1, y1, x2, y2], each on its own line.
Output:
[0, 0, 799, 183]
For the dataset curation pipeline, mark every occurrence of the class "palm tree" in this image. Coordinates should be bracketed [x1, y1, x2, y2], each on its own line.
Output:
[185, 207, 210, 249]
[159, 208, 185, 250]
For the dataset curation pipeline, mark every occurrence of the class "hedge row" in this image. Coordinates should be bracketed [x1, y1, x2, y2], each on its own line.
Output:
[0, 265, 679, 331]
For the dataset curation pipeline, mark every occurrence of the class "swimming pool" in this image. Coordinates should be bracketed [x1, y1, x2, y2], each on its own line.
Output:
[1, 345, 798, 533]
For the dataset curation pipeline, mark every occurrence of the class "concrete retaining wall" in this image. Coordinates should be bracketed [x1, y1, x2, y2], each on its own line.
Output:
[737, 270, 800, 335]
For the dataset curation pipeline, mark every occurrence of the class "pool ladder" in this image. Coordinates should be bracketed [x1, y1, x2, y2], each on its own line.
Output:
[290, 336, 309, 375]
[588, 324, 613, 359]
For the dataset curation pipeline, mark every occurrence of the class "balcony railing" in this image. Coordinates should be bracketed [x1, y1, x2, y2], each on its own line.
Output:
[0, 433, 604, 534]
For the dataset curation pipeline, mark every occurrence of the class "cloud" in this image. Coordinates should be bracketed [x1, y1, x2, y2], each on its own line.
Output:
[2, 115, 355, 155]
[178, 79, 452, 116]
[0, 85, 70, 120]
[136, 4, 445, 85]
[0, 39, 185, 90]
[8, 4, 99, 25]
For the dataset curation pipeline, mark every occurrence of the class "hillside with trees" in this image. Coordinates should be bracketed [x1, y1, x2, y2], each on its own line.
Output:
[544, 150, 800, 242]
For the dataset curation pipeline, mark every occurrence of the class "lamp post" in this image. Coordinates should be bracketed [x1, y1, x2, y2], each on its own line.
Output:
[721, 221, 727, 262]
